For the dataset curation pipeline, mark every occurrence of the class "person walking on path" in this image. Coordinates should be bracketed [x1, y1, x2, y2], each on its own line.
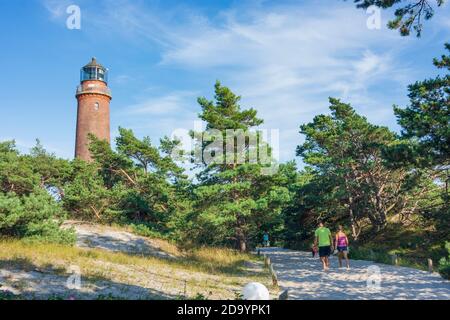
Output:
[263, 231, 270, 247]
[311, 243, 318, 257]
[314, 220, 333, 271]
[335, 225, 350, 269]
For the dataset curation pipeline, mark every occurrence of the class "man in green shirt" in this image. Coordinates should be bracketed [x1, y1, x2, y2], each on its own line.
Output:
[314, 220, 333, 271]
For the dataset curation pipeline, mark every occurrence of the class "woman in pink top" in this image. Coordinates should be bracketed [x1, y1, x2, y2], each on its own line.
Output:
[335, 225, 350, 269]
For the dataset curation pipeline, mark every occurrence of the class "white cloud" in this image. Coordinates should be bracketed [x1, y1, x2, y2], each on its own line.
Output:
[112, 74, 134, 85]
[155, 5, 411, 161]
[42, 0, 73, 19]
[354, 51, 386, 76]
[122, 91, 198, 116]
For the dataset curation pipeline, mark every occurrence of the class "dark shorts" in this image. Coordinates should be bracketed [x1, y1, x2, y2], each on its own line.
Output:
[318, 246, 331, 257]
[337, 246, 348, 252]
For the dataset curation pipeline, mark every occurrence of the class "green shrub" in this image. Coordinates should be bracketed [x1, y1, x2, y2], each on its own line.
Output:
[129, 222, 167, 239]
[348, 247, 392, 265]
[0, 190, 75, 245]
[192, 293, 208, 300]
[438, 242, 450, 280]
[0, 290, 21, 300]
[23, 220, 76, 245]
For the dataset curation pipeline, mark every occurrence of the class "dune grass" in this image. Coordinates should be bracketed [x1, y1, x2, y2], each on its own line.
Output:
[346, 223, 448, 272]
[0, 238, 262, 276]
[0, 238, 273, 299]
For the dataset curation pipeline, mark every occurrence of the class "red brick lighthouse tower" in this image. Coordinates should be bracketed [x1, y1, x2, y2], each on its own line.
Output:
[75, 58, 112, 161]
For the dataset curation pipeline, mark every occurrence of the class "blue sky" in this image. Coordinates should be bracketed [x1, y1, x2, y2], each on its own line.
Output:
[0, 0, 449, 164]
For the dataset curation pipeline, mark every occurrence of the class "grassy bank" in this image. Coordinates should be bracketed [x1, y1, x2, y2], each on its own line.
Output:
[347, 223, 448, 274]
[0, 239, 274, 299]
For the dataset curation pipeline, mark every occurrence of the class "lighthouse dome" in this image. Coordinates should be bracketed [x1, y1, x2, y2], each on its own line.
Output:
[80, 57, 109, 83]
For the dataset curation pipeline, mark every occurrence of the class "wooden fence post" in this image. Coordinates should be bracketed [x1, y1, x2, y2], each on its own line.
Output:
[264, 254, 278, 287]
[257, 249, 260, 256]
[264, 255, 271, 267]
[269, 264, 278, 286]
[428, 259, 433, 273]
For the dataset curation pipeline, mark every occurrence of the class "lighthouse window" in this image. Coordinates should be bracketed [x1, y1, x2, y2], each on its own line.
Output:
[87, 68, 95, 79]
[94, 102, 99, 111]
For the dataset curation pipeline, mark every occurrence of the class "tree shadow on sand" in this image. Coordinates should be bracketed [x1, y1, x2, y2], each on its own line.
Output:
[0, 257, 179, 300]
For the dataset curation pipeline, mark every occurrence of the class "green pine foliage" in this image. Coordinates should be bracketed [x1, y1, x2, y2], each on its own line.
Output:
[394, 43, 449, 167]
[185, 82, 295, 251]
[351, 0, 445, 37]
[295, 98, 423, 235]
[0, 141, 75, 244]
[0, 190, 75, 245]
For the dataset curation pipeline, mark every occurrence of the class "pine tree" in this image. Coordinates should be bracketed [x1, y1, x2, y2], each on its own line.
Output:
[297, 98, 431, 236]
[394, 43, 449, 166]
[190, 82, 292, 251]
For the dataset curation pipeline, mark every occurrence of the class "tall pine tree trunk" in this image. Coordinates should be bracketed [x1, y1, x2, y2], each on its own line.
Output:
[345, 177, 360, 240]
[235, 214, 247, 252]
[236, 227, 247, 252]
[348, 196, 359, 240]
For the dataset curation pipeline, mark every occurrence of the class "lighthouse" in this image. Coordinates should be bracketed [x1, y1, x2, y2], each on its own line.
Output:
[75, 58, 112, 161]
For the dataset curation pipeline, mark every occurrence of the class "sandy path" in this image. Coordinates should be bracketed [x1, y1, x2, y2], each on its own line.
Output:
[260, 247, 450, 300]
